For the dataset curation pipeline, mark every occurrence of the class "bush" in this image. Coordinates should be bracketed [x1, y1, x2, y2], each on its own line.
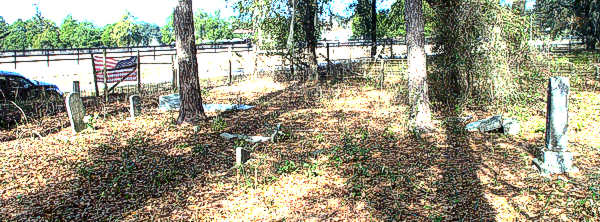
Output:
[429, 0, 530, 108]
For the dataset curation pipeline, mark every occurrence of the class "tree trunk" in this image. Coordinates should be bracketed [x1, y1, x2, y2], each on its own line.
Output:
[288, 0, 296, 77]
[174, 0, 206, 124]
[371, 0, 377, 58]
[405, 0, 432, 132]
[586, 37, 597, 50]
[302, 0, 318, 81]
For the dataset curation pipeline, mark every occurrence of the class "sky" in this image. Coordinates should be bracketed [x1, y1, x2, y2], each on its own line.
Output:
[0, 0, 393, 27]
[0, 0, 235, 27]
[0, 0, 529, 27]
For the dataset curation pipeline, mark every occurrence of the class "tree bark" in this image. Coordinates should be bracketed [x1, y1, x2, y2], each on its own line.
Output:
[302, 0, 318, 81]
[288, 0, 296, 77]
[405, 0, 432, 132]
[174, 0, 206, 124]
[371, 0, 377, 58]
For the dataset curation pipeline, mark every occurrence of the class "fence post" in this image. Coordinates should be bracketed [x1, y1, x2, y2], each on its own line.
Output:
[91, 54, 99, 98]
[326, 43, 331, 77]
[380, 59, 385, 89]
[171, 55, 177, 90]
[137, 50, 142, 95]
[103, 49, 108, 103]
[13, 51, 17, 69]
[228, 46, 233, 85]
[390, 39, 394, 58]
[73, 81, 80, 94]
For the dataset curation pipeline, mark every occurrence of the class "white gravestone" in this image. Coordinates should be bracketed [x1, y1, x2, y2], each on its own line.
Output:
[66, 93, 86, 133]
[533, 77, 579, 175]
[129, 95, 141, 119]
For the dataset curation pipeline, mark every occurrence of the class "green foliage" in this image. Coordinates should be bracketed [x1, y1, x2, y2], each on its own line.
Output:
[59, 16, 103, 48]
[159, 10, 234, 45]
[429, 0, 530, 107]
[276, 160, 298, 174]
[211, 116, 227, 132]
[101, 13, 144, 47]
[194, 10, 234, 42]
[160, 14, 175, 45]
[0, 11, 161, 49]
[351, 0, 436, 39]
[231, 0, 328, 50]
[536, 0, 600, 49]
[3, 19, 32, 50]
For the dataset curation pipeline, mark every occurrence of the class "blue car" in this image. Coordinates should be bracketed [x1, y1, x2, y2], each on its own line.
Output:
[0, 71, 62, 102]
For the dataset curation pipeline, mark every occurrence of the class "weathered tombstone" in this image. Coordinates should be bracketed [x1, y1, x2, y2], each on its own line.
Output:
[66, 93, 86, 133]
[533, 77, 579, 175]
[502, 118, 520, 136]
[129, 94, 141, 119]
[236, 147, 250, 165]
[158, 93, 180, 112]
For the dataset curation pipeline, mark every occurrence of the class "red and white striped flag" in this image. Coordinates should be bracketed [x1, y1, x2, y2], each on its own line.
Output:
[94, 56, 138, 83]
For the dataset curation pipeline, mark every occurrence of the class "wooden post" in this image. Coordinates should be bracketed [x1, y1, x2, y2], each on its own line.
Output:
[137, 50, 142, 94]
[380, 59, 385, 89]
[46, 51, 50, 67]
[76, 49, 80, 64]
[13, 51, 17, 69]
[171, 55, 177, 90]
[326, 43, 330, 77]
[390, 39, 394, 58]
[228, 46, 233, 85]
[103, 49, 108, 103]
[91, 54, 99, 98]
[73, 81, 80, 93]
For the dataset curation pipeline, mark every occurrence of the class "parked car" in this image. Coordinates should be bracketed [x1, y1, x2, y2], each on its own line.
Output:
[0, 71, 62, 102]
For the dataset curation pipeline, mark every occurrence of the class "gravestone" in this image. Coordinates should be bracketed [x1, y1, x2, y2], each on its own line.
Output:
[129, 94, 141, 119]
[158, 94, 180, 112]
[236, 147, 250, 165]
[66, 93, 86, 133]
[533, 77, 579, 175]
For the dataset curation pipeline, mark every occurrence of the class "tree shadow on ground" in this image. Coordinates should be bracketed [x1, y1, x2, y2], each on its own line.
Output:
[0, 125, 236, 221]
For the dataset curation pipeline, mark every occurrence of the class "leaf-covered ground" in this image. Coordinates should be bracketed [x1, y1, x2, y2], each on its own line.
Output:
[1, 77, 599, 221]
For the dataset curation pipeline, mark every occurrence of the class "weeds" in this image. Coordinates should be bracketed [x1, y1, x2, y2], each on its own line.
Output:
[211, 116, 227, 132]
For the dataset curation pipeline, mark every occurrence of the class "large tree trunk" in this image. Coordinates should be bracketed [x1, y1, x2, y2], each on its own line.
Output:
[175, 0, 206, 124]
[302, 0, 318, 81]
[287, 0, 296, 77]
[370, 0, 377, 58]
[586, 37, 597, 50]
[405, 0, 432, 132]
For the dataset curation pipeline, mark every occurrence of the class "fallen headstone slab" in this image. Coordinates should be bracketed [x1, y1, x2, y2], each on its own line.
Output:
[501, 118, 520, 136]
[158, 94, 180, 112]
[220, 124, 281, 143]
[158, 93, 254, 112]
[220, 133, 273, 143]
[465, 115, 520, 135]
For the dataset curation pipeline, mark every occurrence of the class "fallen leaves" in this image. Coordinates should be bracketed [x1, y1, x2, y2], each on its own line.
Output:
[0, 77, 598, 221]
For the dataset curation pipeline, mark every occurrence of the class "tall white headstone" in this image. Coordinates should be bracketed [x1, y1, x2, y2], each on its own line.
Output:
[129, 94, 141, 119]
[66, 93, 86, 133]
[533, 77, 578, 175]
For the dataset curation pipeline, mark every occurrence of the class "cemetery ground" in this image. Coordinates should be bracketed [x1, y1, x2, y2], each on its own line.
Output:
[0, 73, 599, 221]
